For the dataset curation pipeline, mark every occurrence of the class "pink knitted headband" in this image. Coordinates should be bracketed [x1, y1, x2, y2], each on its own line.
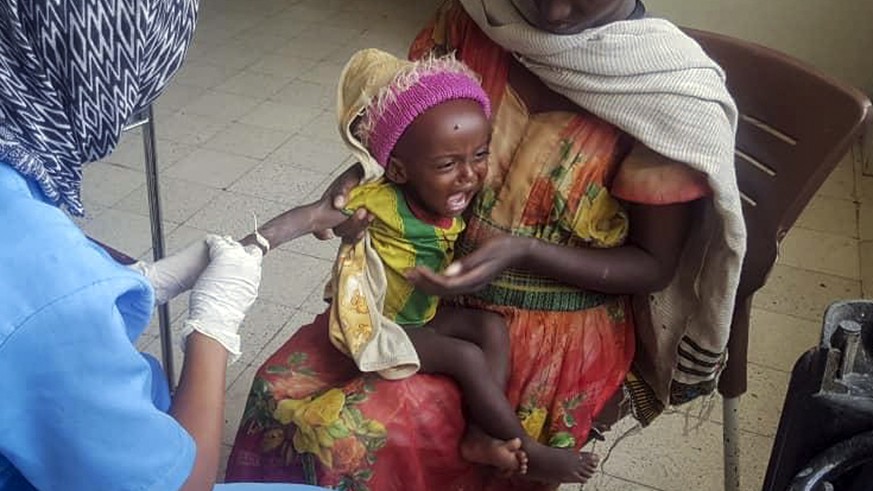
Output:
[357, 66, 491, 167]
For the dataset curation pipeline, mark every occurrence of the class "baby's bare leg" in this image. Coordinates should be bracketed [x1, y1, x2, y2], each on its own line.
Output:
[421, 308, 525, 473]
[415, 308, 599, 484]
[429, 307, 510, 388]
[406, 325, 522, 472]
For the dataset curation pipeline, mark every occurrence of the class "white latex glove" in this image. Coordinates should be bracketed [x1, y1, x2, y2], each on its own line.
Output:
[180, 235, 263, 362]
[129, 239, 209, 305]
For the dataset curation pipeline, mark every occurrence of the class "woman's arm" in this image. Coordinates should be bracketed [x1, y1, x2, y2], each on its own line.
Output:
[164, 167, 367, 489]
[516, 200, 694, 294]
[408, 200, 694, 296]
[173, 334, 229, 491]
[171, 236, 262, 491]
[407, 145, 700, 296]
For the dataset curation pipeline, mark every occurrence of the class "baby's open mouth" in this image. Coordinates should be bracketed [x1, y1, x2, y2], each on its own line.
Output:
[446, 192, 470, 213]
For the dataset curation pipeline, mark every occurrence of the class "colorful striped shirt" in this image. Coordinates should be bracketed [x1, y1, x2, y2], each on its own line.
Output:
[346, 180, 464, 327]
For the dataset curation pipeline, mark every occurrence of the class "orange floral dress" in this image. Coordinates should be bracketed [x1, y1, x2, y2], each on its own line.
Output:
[224, 3, 695, 490]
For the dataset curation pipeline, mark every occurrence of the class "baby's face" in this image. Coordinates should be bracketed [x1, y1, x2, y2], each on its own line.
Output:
[389, 99, 491, 219]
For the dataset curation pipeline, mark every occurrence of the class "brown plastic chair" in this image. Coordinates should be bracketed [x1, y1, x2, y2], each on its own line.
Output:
[681, 28, 872, 491]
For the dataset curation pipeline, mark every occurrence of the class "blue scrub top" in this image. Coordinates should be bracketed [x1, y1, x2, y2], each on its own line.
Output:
[0, 163, 196, 490]
[0, 164, 325, 491]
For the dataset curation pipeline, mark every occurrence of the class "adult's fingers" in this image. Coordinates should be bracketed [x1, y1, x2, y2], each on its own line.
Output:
[406, 264, 490, 296]
[313, 229, 335, 241]
[327, 163, 364, 210]
[333, 207, 372, 244]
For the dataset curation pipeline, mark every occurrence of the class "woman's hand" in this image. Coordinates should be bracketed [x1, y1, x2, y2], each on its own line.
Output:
[312, 163, 372, 243]
[181, 235, 263, 361]
[129, 238, 209, 305]
[406, 235, 528, 296]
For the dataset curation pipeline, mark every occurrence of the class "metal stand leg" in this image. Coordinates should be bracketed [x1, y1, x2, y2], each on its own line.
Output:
[140, 105, 175, 389]
[724, 396, 741, 491]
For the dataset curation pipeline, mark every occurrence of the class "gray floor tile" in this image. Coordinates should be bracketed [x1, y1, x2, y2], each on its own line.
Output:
[296, 61, 346, 85]
[172, 60, 242, 89]
[282, 233, 340, 261]
[229, 159, 329, 205]
[572, 473, 663, 491]
[264, 133, 351, 176]
[156, 111, 230, 145]
[795, 195, 858, 238]
[270, 79, 335, 111]
[273, 36, 346, 62]
[185, 190, 291, 238]
[181, 90, 264, 121]
[777, 227, 860, 280]
[239, 100, 323, 132]
[202, 122, 292, 160]
[103, 135, 197, 172]
[753, 264, 861, 321]
[295, 25, 366, 46]
[281, 4, 335, 24]
[82, 209, 176, 259]
[116, 179, 220, 227]
[596, 413, 772, 491]
[69, 202, 108, 230]
[152, 83, 207, 120]
[748, 308, 821, 372]
[705, 365, 790, 438]
[199, 43, 268, 71]
[166, 148, 261, 189]
[298, 280, 332, 316]
[296, 110, 339, 142]
[247, 54, 318, 79]
[81, 162, 146, 208]
[259, 248, 332, 308]
[234, 299, 299, 380]
[214, 70, 290, 99]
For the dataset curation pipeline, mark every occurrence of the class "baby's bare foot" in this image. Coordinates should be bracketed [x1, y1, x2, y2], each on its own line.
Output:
[516, 449, 529, 475]
[499, 447, 529, 478]
[523, 445, 600, 484]
[461, 434, 525, 473]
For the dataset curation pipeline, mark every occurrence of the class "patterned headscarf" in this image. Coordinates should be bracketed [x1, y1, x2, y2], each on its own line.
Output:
[0, 0, 198, 215]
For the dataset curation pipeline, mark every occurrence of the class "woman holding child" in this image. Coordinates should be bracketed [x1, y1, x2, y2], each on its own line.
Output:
[226, 1, 744, 490]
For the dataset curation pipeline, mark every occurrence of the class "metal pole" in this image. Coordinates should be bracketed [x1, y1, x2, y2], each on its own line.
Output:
[723, 396, 741, 491]
[140, 105, 175, 389]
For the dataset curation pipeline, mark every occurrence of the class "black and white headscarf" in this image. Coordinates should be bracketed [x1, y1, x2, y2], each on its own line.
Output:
[0, 0, 198, 215]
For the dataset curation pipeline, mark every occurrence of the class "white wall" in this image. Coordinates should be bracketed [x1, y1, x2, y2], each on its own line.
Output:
[646, 0, 873, 95]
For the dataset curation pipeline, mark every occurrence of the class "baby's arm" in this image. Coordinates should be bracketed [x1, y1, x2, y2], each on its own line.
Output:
[238, 197, 347, 254]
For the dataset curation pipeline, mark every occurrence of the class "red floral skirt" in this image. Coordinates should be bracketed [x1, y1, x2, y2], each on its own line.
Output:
[226, 297, 633, 491]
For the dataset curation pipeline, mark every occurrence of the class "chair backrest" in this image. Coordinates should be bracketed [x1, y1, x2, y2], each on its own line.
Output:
[683, 28, 872, 397]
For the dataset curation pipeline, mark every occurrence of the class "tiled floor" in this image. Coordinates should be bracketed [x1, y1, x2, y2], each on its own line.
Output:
[74, 0, 871, 489]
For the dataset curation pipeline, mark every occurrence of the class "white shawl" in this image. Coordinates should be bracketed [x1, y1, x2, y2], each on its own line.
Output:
[460, 0, 746, 402]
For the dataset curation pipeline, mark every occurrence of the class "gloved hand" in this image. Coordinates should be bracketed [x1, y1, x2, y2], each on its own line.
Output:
[180, 235, 263, 362]
[129, 239, 209, 305]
